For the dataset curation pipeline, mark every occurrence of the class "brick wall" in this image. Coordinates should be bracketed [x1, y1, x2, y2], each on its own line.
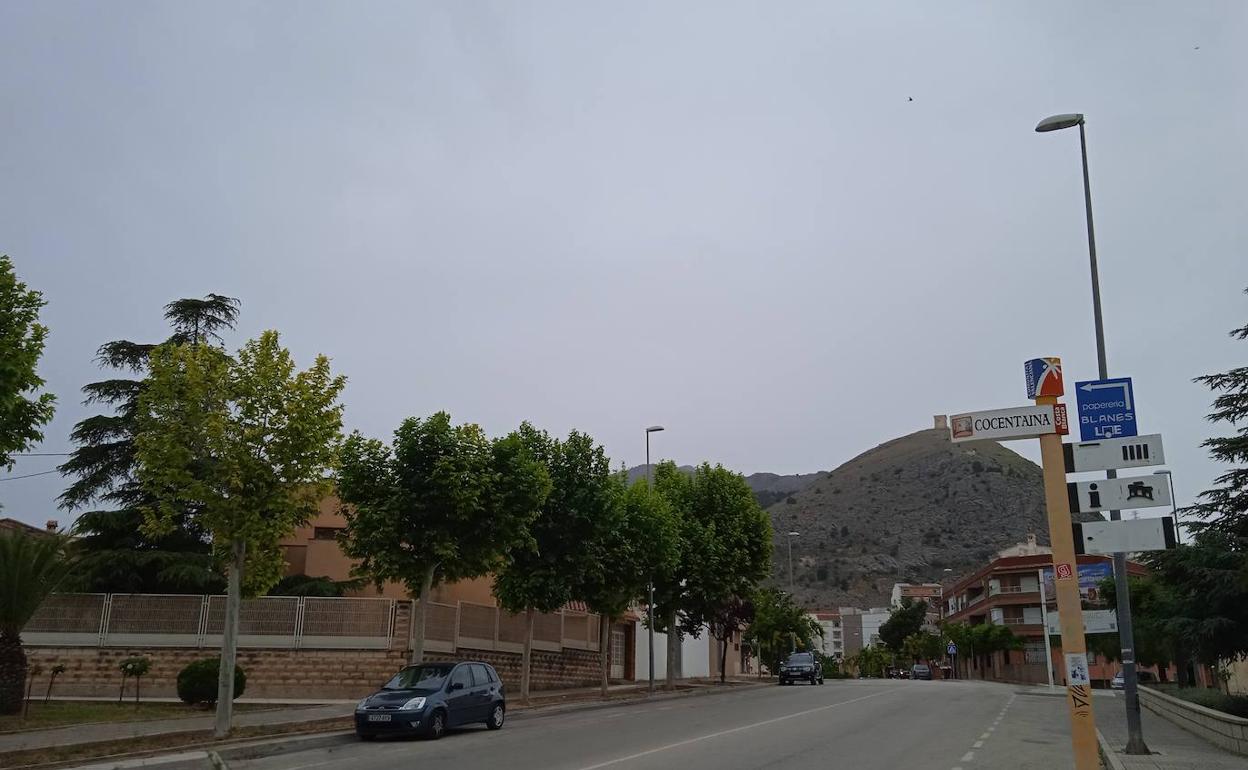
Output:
[24, 602, 611, 700]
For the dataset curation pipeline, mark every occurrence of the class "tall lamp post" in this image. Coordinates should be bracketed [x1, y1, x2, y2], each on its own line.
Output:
[786, 531, 800, 590]
[786, 531, 800, 653]
[1036, 112, 1148, 755]
[645, 425, 665, 695]
[1153, 470, 1181, 545]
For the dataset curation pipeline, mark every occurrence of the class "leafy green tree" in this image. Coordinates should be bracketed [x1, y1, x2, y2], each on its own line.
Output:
[0, 256, 55, 472]
[60, 294, 240, 593]
[1188, 286, 1248, 540]
[849, 644, 892, 678]
[338, 413, 548, 667]
[707, 595, 755, 684]
[878, 598, 928, 651]
[1091, 575, 1174, 670]
[0, 530, 75, 714]
[651, 462, 772, 689]
[902, 631, 945, 663]
[134, 331, 345, 736]
[579, 476, 679, 695]
[495, 428, 615, 701]
[744, 587, 821, 675]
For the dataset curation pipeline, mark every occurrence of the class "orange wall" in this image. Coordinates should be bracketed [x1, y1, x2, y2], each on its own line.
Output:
[279, 495, 501, 605]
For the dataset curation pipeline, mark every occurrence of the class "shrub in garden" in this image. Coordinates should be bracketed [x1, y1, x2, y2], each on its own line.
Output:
[176, 658, 246, 706]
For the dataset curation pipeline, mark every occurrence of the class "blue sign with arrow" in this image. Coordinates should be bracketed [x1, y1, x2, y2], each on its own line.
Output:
[1075, 377, 1137, 442]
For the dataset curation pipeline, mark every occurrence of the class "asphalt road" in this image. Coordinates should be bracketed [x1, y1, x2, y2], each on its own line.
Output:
[232, 679, 1078, 770]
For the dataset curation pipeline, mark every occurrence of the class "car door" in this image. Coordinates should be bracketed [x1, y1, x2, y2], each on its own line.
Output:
[469, 664, 494, 721]
[444, 665, 475, 726]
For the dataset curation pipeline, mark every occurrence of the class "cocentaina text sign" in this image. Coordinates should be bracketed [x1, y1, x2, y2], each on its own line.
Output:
[950, 405, 1065, 443]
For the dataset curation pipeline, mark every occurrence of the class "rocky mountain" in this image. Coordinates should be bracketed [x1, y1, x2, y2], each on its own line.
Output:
[624, 465, 823, 508]
[765, 423, 1102, 610]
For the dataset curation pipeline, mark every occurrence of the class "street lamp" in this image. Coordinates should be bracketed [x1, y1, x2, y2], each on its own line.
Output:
[644, 425, 665, 695]
[1153, 470, 1182, 545]
[1037, 112, 1148, 755]
[786, 531, 800, 590]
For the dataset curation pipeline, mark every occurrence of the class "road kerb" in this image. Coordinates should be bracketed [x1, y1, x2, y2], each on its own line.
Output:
[1097, 728, 1127, 770]
[49, 680, 772, 770]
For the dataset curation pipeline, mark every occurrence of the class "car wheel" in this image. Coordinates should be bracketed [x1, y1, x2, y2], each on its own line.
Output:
[424, 710, 446, 740]
[486, 703, 505, 730]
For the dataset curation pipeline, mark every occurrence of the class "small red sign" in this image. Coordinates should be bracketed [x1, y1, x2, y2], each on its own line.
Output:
[1054, 403, 1069, 435]
[1056, 563, 1074, 581]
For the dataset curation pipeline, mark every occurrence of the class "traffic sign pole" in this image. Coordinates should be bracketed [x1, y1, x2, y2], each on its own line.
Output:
[1036, 393, 1100, 770]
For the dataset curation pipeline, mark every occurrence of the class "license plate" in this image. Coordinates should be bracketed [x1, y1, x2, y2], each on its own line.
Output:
[367, 714, 391, 722]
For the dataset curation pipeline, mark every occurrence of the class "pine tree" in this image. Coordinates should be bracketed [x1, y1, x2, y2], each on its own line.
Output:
[59, 295, 240, 593]
[1188, 286, 1248, 540]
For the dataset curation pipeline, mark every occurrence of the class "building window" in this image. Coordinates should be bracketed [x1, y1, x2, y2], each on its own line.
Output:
[313, 527, 343, 541]
[1024, 641, 1048, 664]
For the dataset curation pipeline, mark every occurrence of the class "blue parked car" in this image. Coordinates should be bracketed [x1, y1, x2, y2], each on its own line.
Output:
[355, 661, 506, 740]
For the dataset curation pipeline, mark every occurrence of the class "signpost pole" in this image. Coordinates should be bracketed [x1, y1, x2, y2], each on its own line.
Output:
[1036, 393, 1100, 770]
[1038, 568, 1055, 691]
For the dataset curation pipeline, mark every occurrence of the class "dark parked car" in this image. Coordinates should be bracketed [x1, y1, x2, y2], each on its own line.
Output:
[355, 661, 505, 740]
[910, 664, 932, 681]
[778, 652, 824, 685]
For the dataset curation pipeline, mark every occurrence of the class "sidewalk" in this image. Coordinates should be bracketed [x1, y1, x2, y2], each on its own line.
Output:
[1097, 691, 1243, 769]
[0, 679, 734, 755]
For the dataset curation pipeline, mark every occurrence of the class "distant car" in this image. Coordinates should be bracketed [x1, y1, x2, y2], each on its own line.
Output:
[910, 664, 932, 681]
[1111, 670, 1157, 690]
[779, 652, 823, 685]
[355, 661, 505, 740]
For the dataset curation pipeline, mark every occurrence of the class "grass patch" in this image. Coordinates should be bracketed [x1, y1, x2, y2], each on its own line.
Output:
[0, 717, 351, 769]
[0, 701, 269, 732]
[1152, 685, 1248, 719]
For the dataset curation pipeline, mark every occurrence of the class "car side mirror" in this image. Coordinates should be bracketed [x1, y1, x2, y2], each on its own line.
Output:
[450, 682, 464, 691]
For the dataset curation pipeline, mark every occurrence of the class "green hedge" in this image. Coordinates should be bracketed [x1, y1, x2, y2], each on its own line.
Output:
[176, 658, 247, 706]
[1154, 685, 1248, 719]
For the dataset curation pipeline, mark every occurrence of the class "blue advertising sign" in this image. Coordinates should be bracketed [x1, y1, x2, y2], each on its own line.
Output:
[1075, 377, 1137, 441]
[1041, 562, 1113, 608]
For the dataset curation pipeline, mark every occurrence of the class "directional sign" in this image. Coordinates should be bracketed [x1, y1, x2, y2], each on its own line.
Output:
[1073, 517, 1176, 555]
[1062, 434, 1165, 473]
[1067, 473, 1172, 514]
[947, 642, 958, 656]
[949, 405, 1064, 443]
[1047, 610, 1118, 636]
[1075, 377, 1137, 441]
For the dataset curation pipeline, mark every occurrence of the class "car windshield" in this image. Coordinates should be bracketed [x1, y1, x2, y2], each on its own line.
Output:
[914, 665, 929, 671]
[786, 654, 814, 665]
[382, 664, 455, 690]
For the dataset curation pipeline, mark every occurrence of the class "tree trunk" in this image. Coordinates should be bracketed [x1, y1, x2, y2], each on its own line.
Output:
[214, 538, 245, 738]
[600, 614, 611, 698]
[665, 609, 679, 690]
[411, 564, 436, 665]
[719, 635, 729, 684]
[521, 608, 535, 703]
[0, 631, 26, 716]
[118, 674, 126, 704]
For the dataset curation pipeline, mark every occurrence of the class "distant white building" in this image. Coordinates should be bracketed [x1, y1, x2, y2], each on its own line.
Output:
[890, 582, 943, 609]
[807, 611, 844, 658]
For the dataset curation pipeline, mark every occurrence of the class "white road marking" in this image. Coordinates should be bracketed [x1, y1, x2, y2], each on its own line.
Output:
[972, 740, 984, 748]
[961, 751, 975, 762]
[979, 732, 990, 740]
[573, 689, 897, 770]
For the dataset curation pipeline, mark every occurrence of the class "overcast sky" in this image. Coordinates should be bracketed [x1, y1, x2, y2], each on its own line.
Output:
[2, 1, 1245, 530]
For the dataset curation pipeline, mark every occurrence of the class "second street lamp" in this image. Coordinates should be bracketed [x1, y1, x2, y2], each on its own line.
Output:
[644, 425, 664, 695]
[1036, 112, 1148, 756]
[786, 531, 800, 591]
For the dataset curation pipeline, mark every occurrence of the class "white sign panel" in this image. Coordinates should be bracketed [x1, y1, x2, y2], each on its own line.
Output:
[1065, 653, 1091, 686]
[949, 405, 1061, 443]
[1063, 434, 1166, 473]
[1067, 474, 1172, 514]
[1075, 518, 1175, 555]
[1047, 610, 1119, 636]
